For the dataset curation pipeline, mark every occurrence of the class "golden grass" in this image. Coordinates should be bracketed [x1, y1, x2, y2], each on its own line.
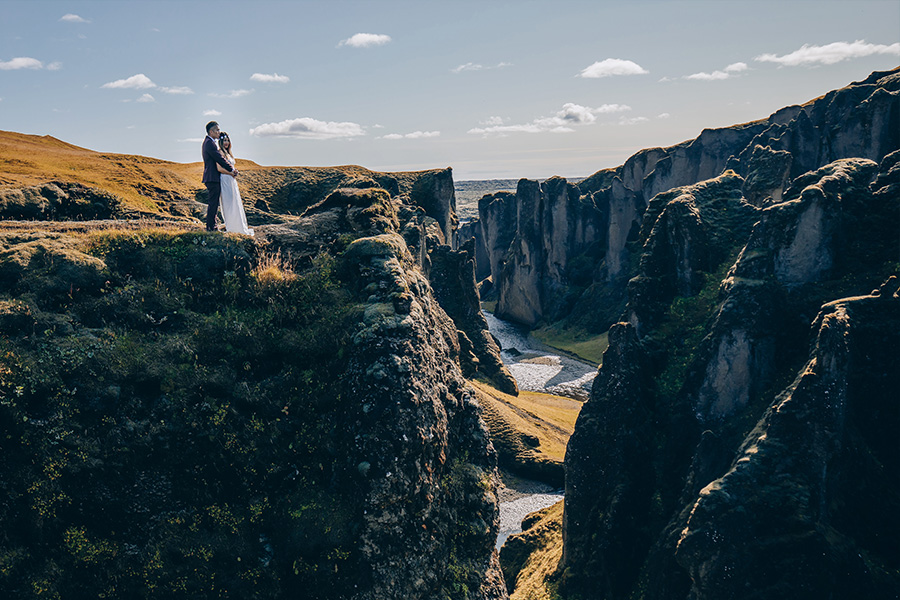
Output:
[470, 380, 581, 464]
[0, 130, 455, 219]
[507, 500, 564, 600]
[0, 130, 254, 214]
[252, 248, 296, 285]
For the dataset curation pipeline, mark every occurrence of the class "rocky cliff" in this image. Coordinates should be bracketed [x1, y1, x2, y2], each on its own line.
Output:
[0, 170, 510, 598]
[465, 68, 900, 333]
[558, 144, 899, 597]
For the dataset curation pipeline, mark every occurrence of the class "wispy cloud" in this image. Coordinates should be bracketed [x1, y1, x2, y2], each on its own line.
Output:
[0, 57, 50, 70]
[579, 58, 648, 78]
[249, 117, 365, 140]
[339, 33, 391, 48]
[657, 112, 671, 119]
[619, 116, 649, 126]
[60, 14, 90, 23]
[685, 62, 748, 81]
[210, 89, 254, 99]
[102, 73, 156, 89]
[383, 131, 440, 140]
[469, 102, 631, 136]
[203, 109, 222, 116]
[251, 72, 290, 83]
[451, 61, 512, 74]
[101, 74, 193, 98]
[755, 40, 900, 66]
[160, 86, 193, 95]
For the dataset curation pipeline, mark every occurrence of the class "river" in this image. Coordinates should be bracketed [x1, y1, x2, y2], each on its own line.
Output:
[484, 311, 597, 549]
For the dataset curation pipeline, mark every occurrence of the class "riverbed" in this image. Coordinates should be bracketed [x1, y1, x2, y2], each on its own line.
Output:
[484, 312, 596, 401]
[485, 311, 597, 549]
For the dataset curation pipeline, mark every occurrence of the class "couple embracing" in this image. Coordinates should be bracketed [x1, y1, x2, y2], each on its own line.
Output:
[202, 121, 254, 236]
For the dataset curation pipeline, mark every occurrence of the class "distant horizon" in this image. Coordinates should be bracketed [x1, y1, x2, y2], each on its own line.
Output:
[2, 1, 898, 180]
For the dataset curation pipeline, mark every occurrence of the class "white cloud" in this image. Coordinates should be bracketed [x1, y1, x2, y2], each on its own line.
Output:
[657, 112, 671, 119]
[0, 57, 45, 70]
[210, 89, 254, 98]
[451, 61, 512, 74]
[102, 73, 156, 89]
[755, 40, 900, 66]
[204, 109, 222, 116]
[60, 14, 90, 23]
[178, 138, 205, 143]
[47, 62, 62, 71]
[685, 61, 750, 81]
[470, 103, 631, 136]
[383, 130, 440, 139]
[136, 94, 155, 103]
[619, 116, 649, 126]
[251, 72, 290, 83]
[686, 70, 730, 81]
[249, 117, 365, 140]
[339, 33, 392, 48]
[160, 86, 194, 95]
[579, 58, 648, 78]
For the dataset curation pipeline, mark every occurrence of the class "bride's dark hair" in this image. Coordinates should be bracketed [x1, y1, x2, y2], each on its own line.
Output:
[217, 132, 234, 159]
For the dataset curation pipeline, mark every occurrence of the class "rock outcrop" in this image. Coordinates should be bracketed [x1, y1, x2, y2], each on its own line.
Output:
[494, 177, 603, 327]
[0, 181, 123, 220]
[559, 131, 899, 597]
[675, 282, 900, 600]
[0, 180, 509, 599]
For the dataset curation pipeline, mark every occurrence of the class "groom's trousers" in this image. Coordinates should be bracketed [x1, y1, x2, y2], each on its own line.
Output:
[205, 181, 222, 231]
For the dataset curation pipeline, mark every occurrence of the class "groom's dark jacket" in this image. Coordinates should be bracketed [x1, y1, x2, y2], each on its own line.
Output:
[202, 136, 234, 183]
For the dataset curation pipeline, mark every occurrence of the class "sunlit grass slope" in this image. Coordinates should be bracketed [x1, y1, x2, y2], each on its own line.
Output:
[469, 380, 581, 486]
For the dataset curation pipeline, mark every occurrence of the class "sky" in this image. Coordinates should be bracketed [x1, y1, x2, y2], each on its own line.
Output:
[1, 0, 899, 180]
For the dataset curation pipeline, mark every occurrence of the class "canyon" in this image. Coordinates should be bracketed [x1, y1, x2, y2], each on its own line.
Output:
[0, 66, 898, 599]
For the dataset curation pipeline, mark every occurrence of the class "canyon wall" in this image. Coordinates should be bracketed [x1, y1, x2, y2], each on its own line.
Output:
[466, 68, 900, 334]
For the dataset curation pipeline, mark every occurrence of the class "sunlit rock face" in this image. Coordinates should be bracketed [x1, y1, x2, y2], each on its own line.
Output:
[474, 68, 899, 335]
[494, 177, 603, 327]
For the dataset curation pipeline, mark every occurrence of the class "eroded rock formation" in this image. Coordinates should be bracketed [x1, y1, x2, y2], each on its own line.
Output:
[0, 176, 510, 599]
[559, 112, 899, 598]
[474, 68, 899, 333]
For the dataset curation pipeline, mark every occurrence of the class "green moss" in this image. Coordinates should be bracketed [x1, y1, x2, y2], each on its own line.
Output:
[532, 326, 608, 365]
[0, 231, 365, 598]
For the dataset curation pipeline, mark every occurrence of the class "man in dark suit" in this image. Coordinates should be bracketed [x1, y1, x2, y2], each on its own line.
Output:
[202, 121, 237, 231]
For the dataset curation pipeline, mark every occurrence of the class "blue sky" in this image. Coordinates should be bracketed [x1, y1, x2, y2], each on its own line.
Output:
[1, 0, 898, 180]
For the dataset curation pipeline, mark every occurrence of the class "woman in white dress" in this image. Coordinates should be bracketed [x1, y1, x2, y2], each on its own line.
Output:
[216, 132, 254, 236]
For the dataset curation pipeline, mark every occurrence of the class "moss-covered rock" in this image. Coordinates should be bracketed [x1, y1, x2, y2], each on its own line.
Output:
[0, 225, 508, 600]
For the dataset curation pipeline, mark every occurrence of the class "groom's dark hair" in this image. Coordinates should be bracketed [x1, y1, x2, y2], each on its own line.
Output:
[205, 121, 219, 133]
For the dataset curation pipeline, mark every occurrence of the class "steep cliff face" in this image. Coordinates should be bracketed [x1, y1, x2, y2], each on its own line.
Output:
[559, 143, 899, 597]
[476, 68, 899, 331]
[675, 283, 900, 600]
[0, 183, 508, 599]
[494, 178, 603, 327]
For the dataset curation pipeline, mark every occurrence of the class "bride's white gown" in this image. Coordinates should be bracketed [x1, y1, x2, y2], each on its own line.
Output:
[220, 157, 254, 236]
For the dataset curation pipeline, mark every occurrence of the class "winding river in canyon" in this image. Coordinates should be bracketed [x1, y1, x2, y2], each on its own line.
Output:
[484, 311, 598, 549]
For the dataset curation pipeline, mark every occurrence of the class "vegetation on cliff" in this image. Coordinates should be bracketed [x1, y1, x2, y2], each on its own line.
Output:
[0, 175, 509, 599]
[0, 228, 367, 597]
